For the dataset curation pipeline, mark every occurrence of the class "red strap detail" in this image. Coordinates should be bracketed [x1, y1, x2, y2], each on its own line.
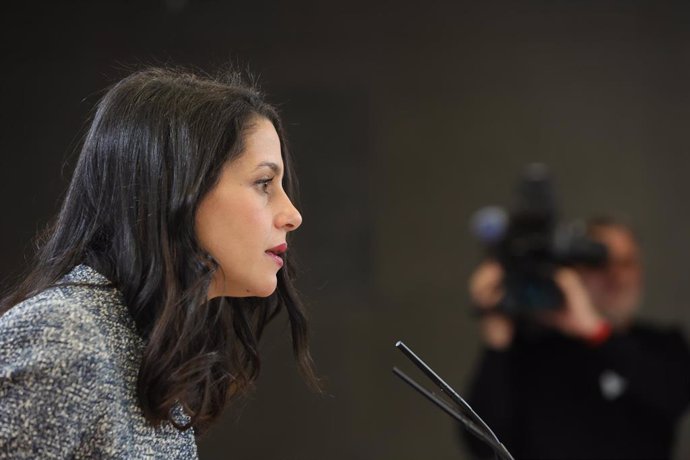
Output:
[586, 321, 613, 347]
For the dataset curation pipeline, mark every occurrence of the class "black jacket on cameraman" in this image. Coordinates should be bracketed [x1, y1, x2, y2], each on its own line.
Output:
[462, 321, 690, 460]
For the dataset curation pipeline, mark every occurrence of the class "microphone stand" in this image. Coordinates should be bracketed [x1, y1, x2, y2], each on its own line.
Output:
[393, 341, 515, 460]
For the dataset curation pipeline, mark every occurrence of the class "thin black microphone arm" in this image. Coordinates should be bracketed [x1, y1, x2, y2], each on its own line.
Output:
[393, 341, 515, 460]
[395, 341, 503, 445]
[392, 367, 502, 453]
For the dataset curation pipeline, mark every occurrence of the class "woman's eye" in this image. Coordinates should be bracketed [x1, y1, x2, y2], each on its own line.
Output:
[256, 177, 274, 193]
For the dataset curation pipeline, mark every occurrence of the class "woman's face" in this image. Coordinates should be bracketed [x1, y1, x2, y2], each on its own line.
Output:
[195, 117, 302, 299]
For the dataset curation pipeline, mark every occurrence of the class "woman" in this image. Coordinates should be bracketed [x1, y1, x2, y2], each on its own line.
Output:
[0, 67, 319, 458]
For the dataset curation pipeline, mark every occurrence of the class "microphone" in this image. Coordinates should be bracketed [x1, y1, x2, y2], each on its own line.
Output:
[393, 340, 515, 460]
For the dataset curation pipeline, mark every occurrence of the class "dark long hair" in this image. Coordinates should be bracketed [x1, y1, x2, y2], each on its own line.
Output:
[0, 67, 319, 432]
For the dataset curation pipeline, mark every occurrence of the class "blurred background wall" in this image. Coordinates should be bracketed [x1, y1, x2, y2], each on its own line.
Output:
[2, 1, 690, 458]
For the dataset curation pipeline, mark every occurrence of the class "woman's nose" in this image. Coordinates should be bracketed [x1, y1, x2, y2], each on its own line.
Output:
[277, 196, 303, 231]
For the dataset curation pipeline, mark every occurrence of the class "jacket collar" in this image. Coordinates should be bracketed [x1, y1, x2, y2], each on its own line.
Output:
[60, 264, 112, 286]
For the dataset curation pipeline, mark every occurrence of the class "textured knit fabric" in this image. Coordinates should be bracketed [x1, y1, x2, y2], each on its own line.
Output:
[0, 265, 198, 459]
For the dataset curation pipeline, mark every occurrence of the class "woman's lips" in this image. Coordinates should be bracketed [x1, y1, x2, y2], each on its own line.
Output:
[268, 243, 288, 254]
[266, 251, 284, 267]
[266, 243, 287, 267]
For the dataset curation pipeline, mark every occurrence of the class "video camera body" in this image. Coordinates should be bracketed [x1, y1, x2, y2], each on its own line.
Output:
[472, 164, 608, 315]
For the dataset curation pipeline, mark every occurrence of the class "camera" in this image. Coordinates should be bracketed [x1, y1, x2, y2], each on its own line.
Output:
[471, 164, 607, 315]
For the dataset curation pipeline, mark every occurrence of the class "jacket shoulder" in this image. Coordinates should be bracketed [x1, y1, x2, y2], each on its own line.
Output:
[0, 286, 113, 362]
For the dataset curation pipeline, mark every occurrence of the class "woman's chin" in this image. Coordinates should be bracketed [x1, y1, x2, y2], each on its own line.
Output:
[228, 279, 278, 298]
[207, 274, 278, 299]
[252, 280, 278, 297]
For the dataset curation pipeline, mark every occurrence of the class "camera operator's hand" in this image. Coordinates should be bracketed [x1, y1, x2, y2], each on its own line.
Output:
[469, 261, 514, 350]
[540, 268, 609, 342]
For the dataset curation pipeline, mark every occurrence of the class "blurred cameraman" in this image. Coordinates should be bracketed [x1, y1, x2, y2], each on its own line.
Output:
[463, 217, 690, 459]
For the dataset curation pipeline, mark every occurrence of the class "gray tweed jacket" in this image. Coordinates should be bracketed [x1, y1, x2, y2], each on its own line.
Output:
[0, 265, 198, 459]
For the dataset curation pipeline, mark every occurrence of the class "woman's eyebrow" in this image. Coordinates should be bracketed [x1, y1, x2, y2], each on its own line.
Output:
[254, 161, 281, 174]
